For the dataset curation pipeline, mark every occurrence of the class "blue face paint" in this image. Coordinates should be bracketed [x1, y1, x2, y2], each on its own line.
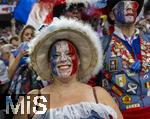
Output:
[50, 43, 58, 76]
[114, 1, 126, 24]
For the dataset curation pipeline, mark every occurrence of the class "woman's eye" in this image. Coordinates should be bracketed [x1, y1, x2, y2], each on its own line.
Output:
[52, 54, 59, 58]
[67, 53, 73, 56]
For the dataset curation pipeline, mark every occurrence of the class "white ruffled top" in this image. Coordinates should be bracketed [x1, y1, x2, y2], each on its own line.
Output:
[32, 102, 117, 119]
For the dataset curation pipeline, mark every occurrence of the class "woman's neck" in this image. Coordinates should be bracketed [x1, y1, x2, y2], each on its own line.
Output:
[51, 75, 80, 90]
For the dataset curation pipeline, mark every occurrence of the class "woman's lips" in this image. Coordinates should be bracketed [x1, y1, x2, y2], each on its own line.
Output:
[57, 64, 71, 69]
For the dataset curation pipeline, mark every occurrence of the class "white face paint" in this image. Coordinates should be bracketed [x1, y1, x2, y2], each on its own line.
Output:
[50, 41, 78, 79]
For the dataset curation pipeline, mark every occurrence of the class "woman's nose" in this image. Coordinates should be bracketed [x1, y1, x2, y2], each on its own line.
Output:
[60, 54, 67, 62]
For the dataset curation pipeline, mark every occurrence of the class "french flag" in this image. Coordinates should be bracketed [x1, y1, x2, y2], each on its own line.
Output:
[13, 0, 54, 29]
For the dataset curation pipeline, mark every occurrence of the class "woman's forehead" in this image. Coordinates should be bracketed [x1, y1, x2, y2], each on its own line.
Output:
[54, 40, 68, 45]
[24, 28, 33, 33]
[53, 40, 74, 47]
[51, 40, 77, 52]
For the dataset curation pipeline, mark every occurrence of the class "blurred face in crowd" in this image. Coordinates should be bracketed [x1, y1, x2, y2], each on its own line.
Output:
[22, 28, 34, 42]
[113, 0, 139, 24]
[0, 48, 10, 66]
[65, 4, 84, 20]
[0, 44, 14, 66]
[0, 39, 8, 48]
[10, 38, 19, 48]
[65, 9, 82, 20]
[1, 52, 10, 63]
[0, 42, 6, 48]
[49, 40, 79, 81]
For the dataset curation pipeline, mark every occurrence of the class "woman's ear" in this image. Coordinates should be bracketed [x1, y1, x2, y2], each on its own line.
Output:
[77, 55, 80, 66]
[78, 59, 80, 66]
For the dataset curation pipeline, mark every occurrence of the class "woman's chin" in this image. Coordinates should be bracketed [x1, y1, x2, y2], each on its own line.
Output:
[56, 75, 70, 82]
[59, 78, 70, 83]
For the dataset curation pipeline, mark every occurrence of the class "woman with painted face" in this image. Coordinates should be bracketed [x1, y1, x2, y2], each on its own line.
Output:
[101, 0, 150, 118]
[13, 17, 123, 119]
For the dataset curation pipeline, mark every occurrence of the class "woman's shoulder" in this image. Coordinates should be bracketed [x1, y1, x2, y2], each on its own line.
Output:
[93, 86, 123, 118]
[94, 86, 108, 94]
[93, 86, 113, 104]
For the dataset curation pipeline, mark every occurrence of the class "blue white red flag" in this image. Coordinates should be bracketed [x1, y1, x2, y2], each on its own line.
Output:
[13, 0, 37, 24]
[13, 0, 53, 29]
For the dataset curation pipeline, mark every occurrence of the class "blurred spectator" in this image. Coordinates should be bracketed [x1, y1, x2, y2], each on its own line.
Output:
[65, 3, 86, 20]
[8, 24, 49, 101]
[9, 35, 19, 48]
[0, 59, 10, 119]
[0, 37, 8, 48]
[136, 0, 150, 42]
[87, 7, 108, 37]
[0, 27, 12, 38]
[53, 0, 89, 21]
[20, 25, 35, 42]
[137, 18, 150, 42]
[0, 59, 10, 87]
[137, 18, 150, 33]
[0, 44, 15, 66]
[144, 0, 150, 19]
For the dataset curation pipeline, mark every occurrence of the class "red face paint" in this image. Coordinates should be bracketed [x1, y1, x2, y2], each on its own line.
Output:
[131, 1, 139, 17]
[132, 1, 139, 10]
[67, 41, 78, 75]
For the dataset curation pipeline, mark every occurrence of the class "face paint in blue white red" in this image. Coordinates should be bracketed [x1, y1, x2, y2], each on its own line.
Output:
[113, 1, 139, 24]
[50, 41, 78, 78]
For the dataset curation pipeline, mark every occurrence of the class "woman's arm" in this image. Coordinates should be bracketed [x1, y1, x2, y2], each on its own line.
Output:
[94, 86, 123, 119]
[8, 51, 28, 80]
